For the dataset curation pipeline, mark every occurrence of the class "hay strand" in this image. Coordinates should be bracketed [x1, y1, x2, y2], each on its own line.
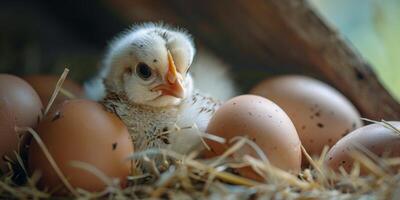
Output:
[14, 127, 78, 197]
[44, 68, 69, 115]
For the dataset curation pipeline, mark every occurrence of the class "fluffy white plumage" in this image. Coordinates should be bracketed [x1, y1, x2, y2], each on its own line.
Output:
[103, 24, 195, 107]
[190, 49, 237, 101]
[84, 23, 235, 174]
[85, 24, 236, 103]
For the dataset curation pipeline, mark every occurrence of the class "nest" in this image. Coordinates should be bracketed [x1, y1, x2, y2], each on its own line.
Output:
[1, 69, 400, 200]
[2, 132, 400, 200]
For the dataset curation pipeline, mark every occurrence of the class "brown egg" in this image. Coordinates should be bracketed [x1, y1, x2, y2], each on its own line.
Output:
[205, 95, 301, 180]
[250, 75, 362, 158]
[326, 122, 400, 174]
[0, 74, 43, 171]
[28, 99, 134, 193]
[23, 75, 84, 107]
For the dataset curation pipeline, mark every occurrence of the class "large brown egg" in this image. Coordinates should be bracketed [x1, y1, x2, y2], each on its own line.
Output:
[326, 122, 400, 174]
[28, 99, 134, 193]
[23, 75, 84, 107]
[0, 74, 43, 171]
[205, 95, 301, 180]
[250, 75, 362, 158]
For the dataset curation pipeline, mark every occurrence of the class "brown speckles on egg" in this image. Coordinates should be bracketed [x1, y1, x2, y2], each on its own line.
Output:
[205, 95, 301, 180]
[28, 99, 134, 192]
[301, 125, 306, 130]
[326, 122, 400, 173]
[51, 111, 62, 122]
[209, 147, 216, 153]
[112, 142, 118, 150]
[250, 75, 362, 159]
[153, 59, 158, 63]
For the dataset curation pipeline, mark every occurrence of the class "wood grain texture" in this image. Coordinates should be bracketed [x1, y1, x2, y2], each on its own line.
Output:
[164, 0, 400, 120]
[105, 0, 400, 120]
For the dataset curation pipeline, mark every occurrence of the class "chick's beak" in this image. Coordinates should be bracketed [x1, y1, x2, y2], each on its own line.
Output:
[152, 51, 185, 98]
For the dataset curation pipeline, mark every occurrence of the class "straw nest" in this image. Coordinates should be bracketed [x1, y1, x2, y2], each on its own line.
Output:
[1, 69, 400, 200]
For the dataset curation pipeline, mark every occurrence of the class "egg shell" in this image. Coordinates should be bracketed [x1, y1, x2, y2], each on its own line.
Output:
[326, 122, 400, 173]
[205, 95, 301, 180]
[250, 75, 362, 158]
[0, 74, 43, 171]
[28, 99, 134, 193]
[23, 75, 84, 107]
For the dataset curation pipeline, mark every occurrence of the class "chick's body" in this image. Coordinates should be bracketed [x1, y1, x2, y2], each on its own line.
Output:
[87, 23, 223, 175]
[102, 90, 220, 175]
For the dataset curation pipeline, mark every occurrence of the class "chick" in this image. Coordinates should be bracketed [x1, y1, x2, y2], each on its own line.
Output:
[85, 23, 223, 175]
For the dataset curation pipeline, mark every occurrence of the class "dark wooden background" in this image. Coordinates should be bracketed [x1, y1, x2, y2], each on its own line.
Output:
[0, 0, 399, 120]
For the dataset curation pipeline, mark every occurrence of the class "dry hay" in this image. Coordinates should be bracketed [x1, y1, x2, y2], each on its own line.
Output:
[1, 69, 400, 200]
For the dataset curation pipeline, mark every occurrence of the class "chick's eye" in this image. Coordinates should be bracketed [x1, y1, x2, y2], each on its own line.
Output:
[136, 62, 152, 80]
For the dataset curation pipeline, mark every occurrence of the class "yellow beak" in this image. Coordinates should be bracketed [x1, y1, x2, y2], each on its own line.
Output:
[152, 51, 185, 98]
[167, 50, 179, 84]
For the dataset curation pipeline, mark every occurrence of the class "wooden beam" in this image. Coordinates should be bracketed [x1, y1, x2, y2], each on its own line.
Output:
[104, 0, 400, 120]
[165, 0, 400, 120]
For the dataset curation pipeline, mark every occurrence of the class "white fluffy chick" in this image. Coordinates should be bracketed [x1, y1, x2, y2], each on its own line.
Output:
[85, 23, 228, 176]
[190, 48, 237, 101]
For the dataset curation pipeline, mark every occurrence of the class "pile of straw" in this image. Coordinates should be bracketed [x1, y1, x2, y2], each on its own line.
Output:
[1, 69, 399, 200]
[2, 137, 400, 199]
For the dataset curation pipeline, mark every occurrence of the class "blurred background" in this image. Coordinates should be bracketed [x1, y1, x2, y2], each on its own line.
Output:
[310, 0, 400, 100]
[0, 0, 398, 100]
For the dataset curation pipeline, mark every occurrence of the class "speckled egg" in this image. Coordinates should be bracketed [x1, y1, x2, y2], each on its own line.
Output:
[326, 122, 400, 173]
[205, 95, 301, 180]
[250, 75, 362, 158]
[28, 99, 134, 194]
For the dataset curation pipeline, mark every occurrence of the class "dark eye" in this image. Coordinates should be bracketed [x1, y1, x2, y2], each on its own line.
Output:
[136, 62, 152, 80]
